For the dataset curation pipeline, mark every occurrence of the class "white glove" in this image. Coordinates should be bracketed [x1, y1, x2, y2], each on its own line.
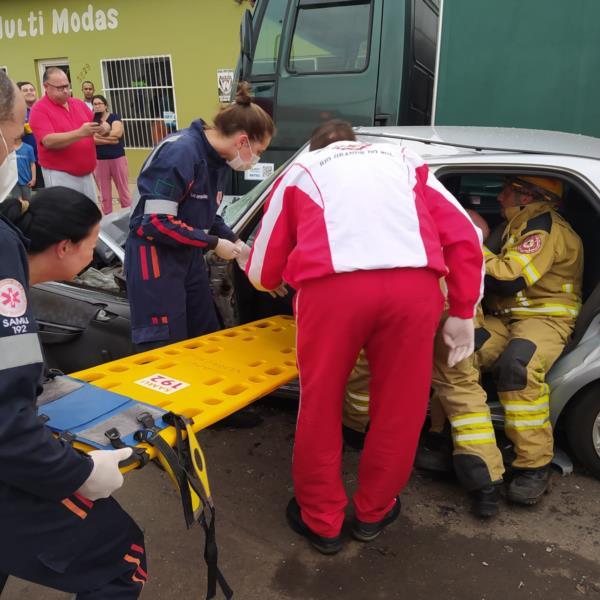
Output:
[214, 238, 240, 260]
[442, 316, 475, 368]
[234, 240, 252, 270]
[76, 447, 132, 501]
[268, 283, 289, 298]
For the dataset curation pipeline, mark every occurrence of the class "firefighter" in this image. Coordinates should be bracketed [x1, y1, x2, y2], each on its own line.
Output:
[246, 122, 483, 554]
[429, 309, 505, 517]
[477, 175, 582, 504]
[125, 82, 274, 350]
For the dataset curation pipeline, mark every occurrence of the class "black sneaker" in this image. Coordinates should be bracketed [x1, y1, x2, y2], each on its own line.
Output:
[507, 465, 551, 505]
[470, 484, 500, 519]
[352, 497, 401, 542]
[286, 497, 342, 555]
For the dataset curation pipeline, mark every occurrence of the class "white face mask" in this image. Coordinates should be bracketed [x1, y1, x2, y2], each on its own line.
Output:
[227, 138, 260, 172]
[0, 129, 17, 203]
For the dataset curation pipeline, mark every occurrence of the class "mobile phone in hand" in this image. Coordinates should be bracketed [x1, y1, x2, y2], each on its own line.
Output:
[92, 112, 103, 124]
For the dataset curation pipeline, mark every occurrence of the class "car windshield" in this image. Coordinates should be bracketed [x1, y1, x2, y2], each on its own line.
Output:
[219, 162, 289, 229]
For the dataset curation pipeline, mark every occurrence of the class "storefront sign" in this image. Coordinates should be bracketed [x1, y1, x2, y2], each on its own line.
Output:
[0, 5, 119, 39]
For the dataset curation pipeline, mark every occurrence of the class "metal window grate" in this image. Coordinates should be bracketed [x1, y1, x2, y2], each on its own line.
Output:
[100, 55, 178, 149]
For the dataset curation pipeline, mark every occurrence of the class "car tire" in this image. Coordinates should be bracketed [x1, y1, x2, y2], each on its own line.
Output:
[565, 382, 600, 480]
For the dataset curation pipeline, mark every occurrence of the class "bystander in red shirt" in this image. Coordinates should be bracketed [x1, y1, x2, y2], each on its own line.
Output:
[29, 95, 96, 176]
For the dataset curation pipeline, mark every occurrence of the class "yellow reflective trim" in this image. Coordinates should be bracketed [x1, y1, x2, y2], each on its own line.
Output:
[346, 391, 370, 403]
[483, 246, 495, 258]
[507, 304, 580, 317]
[505, 420, 551, 431]
[505, 251, 531, 268]
[504, 405, 549, 414]
[502, 395, 549, 407]
[350, 403, 369, 413]
[523, 262, 541, 285]
[505, 417, 550, 428]
[449, 412, 491, 428]
[562, 282, 574, 293]
[453, 432, 497, 444]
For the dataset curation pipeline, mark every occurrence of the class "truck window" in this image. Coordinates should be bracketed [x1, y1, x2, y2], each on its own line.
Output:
[252, 0, 288, 76]
[288, 0, 373, 74]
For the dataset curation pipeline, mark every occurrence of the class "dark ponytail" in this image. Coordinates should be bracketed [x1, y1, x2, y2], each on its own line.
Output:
[0, 187, 102, 254]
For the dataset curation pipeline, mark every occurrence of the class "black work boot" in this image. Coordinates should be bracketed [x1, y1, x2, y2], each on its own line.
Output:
[414, 431, 453, 473]
[352, 497, 401, 542]
[470, 484, 501, 519]
[507, 465, 551, 505]
[286, 497, 342, 555]
[342, 424, 366, 451]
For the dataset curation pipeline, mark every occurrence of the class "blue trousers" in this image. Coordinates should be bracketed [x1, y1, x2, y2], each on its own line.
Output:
[0, 488, 146, 598]
[125, 238, 220, 350]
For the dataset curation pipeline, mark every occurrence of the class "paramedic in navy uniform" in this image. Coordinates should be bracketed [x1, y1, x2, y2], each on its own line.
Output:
[125, 82, 274, 350]
[0, 71, 147, 598]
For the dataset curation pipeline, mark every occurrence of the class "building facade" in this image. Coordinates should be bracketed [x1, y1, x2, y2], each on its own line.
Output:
[0, 0, 248, 177]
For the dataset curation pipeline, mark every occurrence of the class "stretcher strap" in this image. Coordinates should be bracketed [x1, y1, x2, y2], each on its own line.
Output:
[137, 413, 233, 600]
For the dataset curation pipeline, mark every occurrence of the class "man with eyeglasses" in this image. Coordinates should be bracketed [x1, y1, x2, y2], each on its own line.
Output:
[29, 67, 109, 201]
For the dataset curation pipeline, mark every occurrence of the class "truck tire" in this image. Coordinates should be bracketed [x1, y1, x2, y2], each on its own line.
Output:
[565, 383, 600, 480]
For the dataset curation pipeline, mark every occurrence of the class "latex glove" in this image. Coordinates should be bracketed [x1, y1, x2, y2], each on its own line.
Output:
[442, 316, 475, 368]
[268, 283, 289, 298]
[214, 238, 241, 260]
[234, 240, 252, 271]
[76, 447, 132, 501]
[466, 209, 490, 242]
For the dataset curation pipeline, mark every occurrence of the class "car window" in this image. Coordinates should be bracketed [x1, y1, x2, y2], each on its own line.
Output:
[288, 0, 372, 74]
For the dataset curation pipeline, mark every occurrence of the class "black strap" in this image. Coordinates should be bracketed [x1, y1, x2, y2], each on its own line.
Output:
[139, 412, 233, 599]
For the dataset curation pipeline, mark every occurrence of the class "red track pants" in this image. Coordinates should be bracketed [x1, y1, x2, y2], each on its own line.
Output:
[293, 268, 444, 538]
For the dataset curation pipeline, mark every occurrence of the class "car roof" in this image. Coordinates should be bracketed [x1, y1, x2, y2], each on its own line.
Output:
[353, 126, 600, 162]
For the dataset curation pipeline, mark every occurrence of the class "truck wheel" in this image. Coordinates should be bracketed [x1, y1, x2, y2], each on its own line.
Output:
[565, 383, 600, 480]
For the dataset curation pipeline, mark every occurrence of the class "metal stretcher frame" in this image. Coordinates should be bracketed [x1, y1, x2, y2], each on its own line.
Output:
[69, 316, 298, 462]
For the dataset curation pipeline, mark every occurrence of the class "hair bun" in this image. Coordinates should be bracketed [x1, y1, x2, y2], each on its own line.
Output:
[235, 81, 253, 107]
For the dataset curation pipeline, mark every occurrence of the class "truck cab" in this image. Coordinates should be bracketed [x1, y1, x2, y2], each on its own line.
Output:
[237, 0, 439, 190]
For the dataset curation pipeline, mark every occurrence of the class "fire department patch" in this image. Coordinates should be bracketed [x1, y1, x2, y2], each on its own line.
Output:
[0, 279, 27, 318]
[517, 234, 542, 254]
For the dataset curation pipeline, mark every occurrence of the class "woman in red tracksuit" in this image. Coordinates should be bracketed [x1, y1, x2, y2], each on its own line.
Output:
[246, 130, 483, 554]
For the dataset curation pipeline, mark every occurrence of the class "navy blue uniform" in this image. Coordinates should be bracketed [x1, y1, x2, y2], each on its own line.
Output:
[125, 119, 236, 349]
[0, 217, 146, 598]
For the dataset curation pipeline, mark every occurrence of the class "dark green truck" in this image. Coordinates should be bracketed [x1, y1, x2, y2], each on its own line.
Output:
[235, 0, 600, 189]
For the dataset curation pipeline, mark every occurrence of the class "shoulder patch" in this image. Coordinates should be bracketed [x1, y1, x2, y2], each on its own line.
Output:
[0, 279, 27, 317]
[522, 212, 552, 235]
[517, 234, 542, 254]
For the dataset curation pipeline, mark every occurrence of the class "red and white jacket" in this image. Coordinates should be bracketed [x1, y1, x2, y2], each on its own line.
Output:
[246, 142, 484, 319]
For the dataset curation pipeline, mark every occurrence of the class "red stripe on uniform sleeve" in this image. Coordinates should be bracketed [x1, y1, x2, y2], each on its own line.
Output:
[150, 215, 207, 247]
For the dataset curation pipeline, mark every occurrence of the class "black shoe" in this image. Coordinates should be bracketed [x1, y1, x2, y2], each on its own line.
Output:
[351, 497, 401, 542]
[342, 425, 366, 451]
[507, 465, 551, 505]
[286, 498, 342, 555]
[414, 432, 453, 473]
[470, 484, 500, 519]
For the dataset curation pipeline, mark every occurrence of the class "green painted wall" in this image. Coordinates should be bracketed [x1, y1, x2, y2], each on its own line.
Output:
[435, 0, 600, 137]
[0, 0, 247, 178]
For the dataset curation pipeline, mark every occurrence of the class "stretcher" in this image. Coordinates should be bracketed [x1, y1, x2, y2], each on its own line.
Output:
[39, 316, 298, 600]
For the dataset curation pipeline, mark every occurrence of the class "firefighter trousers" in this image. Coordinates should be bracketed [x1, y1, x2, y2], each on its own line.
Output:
[431, 322, 505, 490]
[477, 315, 573, 469]
[294, 268, 443, 538]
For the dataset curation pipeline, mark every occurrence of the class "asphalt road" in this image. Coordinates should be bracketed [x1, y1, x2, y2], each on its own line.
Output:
[6, 398, 600, 600]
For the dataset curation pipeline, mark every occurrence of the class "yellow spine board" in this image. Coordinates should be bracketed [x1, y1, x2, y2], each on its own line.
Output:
[69, 316, 298, 465]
